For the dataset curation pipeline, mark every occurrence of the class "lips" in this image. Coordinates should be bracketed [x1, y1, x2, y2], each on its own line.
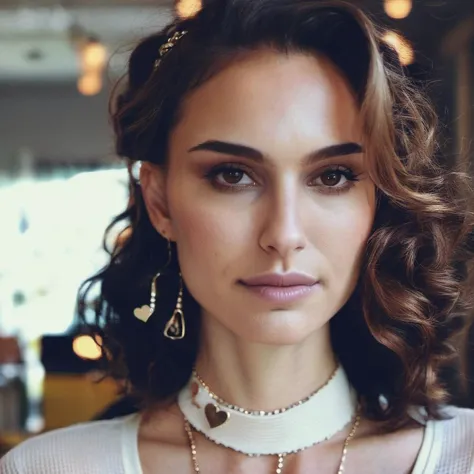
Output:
[239, 273, 320, 304]
[240, 272, 318, 287]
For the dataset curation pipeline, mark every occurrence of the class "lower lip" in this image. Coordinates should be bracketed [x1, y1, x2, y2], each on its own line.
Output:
[241, 284, 320, 304]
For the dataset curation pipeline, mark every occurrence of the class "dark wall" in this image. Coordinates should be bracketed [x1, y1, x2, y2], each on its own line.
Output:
[0, 82, 115, 172]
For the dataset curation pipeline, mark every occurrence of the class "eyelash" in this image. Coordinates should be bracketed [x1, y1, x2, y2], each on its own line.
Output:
[205, 163, 360, 195]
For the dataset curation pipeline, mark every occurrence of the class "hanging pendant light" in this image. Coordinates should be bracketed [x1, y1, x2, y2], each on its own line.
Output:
[77, 36, 107, 96]
[384, 0, 413, 20]
[80, 37, 108, 72]
[77, 71, 103, 96]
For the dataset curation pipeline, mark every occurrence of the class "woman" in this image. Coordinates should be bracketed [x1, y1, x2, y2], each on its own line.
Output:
[2, 0, 474, 472]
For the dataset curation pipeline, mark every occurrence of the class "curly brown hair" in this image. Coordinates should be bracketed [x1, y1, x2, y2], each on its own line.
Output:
[78, 0, 474, 430]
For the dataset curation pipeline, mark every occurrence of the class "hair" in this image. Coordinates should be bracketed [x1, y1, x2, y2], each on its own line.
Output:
[78, 0, 474, 430]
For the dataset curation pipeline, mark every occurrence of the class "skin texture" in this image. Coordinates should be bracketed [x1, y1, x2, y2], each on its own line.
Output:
[140, 50, 423, 473]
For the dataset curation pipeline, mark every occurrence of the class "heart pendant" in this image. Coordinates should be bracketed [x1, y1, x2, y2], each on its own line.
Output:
[205, 403, 230, 429]
[133, 305, 152, 323]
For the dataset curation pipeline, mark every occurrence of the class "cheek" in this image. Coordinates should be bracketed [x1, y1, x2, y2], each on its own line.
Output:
[320, 197, 374, 282]
[169, 195, 245, 275]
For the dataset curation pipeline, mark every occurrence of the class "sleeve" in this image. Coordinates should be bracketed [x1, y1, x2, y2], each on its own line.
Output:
[0, 450, 23, 474]
[0, 418, 128, 474]
[435, 407, 474, 474]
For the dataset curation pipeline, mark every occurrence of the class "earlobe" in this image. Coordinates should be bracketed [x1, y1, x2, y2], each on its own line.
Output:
[139, 162, 175, 240]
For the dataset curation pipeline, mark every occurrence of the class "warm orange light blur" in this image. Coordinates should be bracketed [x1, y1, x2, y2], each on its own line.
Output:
[384, 0, 412, 20]
[176, 0, 202, 18]
[77, 72, 103, 96]
[81, 40, 108, 71]
[73, 335, 103, 360]
[383, 31, 415, 66]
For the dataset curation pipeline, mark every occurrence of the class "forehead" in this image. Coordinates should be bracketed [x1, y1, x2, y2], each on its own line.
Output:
[171, 49, 362, 155]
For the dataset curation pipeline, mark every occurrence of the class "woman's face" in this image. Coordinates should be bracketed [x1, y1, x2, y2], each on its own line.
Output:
[144, 50, 376, 345]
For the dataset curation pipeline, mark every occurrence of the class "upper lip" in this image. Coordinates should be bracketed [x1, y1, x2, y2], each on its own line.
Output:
[240, 272, 318, 287]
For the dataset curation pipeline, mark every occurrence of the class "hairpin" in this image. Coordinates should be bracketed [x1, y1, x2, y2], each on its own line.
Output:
[153, 30, 188, 70]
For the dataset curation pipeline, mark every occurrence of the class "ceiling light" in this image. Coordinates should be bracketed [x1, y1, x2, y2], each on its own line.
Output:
[77, 71, 103, 96]
[384, 0, 413, 20]
[80, 37, 107, 72]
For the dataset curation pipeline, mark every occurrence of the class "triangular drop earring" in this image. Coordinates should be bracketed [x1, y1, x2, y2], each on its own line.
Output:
[164, 273, 185, 340]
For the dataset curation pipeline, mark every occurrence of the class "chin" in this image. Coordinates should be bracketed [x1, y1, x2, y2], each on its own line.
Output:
[235, 311, 326, 346]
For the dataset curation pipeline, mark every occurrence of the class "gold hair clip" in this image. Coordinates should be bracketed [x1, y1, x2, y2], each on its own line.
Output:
[153, 30, 188, 70]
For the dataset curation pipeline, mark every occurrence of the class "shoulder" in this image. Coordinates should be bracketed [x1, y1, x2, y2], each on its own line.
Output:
[0, 415, 138, 474]
[430, 407, 474, 473]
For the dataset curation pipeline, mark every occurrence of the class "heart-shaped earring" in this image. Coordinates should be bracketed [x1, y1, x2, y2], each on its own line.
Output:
[133, 305, 152, 323]
[133, 240, 173, 324]
[133, 272, 159, 323]
[205, 403, 230, 429]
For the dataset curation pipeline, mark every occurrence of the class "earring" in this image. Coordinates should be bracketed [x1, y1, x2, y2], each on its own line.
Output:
[133, 239, 172, 323]
[163, 273, 186, 340]
[133, 272, 160, 323]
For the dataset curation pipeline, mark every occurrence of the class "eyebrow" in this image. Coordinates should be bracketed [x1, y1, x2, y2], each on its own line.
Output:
[188, 140, 363, 164]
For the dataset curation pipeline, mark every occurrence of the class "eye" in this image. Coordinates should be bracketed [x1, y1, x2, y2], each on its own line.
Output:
[309, 166, 360, 194]
[206, 164, 257, 190]
[218, 168, 253, 185]
[319, 170, 345, 187]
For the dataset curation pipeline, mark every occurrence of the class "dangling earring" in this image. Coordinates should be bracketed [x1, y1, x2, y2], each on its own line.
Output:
[164, 273, 185, 340]
[133, 238, 172, 323]
[133, 271, 160, 323]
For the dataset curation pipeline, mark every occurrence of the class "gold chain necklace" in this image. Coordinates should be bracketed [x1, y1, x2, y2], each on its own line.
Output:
[192, 366, 339, 416]
[184, 413, 360, 474]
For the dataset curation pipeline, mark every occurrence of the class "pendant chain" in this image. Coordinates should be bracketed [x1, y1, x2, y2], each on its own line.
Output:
[184, 413, 360, 474]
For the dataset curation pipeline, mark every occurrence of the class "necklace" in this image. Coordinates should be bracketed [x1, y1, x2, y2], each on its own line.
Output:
[192, 365, 339, 416]
[184, 412, 361, 473]
[178, 365, 358, 456]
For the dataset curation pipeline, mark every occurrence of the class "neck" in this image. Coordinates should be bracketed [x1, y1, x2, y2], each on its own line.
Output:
[195, 315, 337, 412]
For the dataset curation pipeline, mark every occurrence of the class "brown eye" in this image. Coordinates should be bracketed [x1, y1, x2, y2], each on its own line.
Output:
[320, 170, 342, 187]
[222, 169, 244, 184]
[209, 165, 256, 189]
[308, 166, 359, 194]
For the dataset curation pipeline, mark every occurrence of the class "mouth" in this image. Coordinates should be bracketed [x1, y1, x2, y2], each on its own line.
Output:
[238, 272, 320, 304]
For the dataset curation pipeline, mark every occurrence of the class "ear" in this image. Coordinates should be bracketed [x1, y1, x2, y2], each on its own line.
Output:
[140, 162, 176, 240]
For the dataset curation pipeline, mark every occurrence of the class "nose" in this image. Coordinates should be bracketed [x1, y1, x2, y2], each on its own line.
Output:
[258, 184, 306, 260]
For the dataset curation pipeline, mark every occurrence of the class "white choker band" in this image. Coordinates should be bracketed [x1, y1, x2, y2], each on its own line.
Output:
[177, 365, 358, 456]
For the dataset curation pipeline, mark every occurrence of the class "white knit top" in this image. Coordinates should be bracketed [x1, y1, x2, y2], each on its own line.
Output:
[1, 408, 473, 473]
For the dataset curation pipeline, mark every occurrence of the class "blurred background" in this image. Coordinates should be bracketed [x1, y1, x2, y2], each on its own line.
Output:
[0, 0, 473, 456]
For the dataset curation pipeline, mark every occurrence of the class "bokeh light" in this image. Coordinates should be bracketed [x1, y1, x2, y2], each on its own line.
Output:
[384, 0, 413, 20]
[72, 335, 103, 361]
